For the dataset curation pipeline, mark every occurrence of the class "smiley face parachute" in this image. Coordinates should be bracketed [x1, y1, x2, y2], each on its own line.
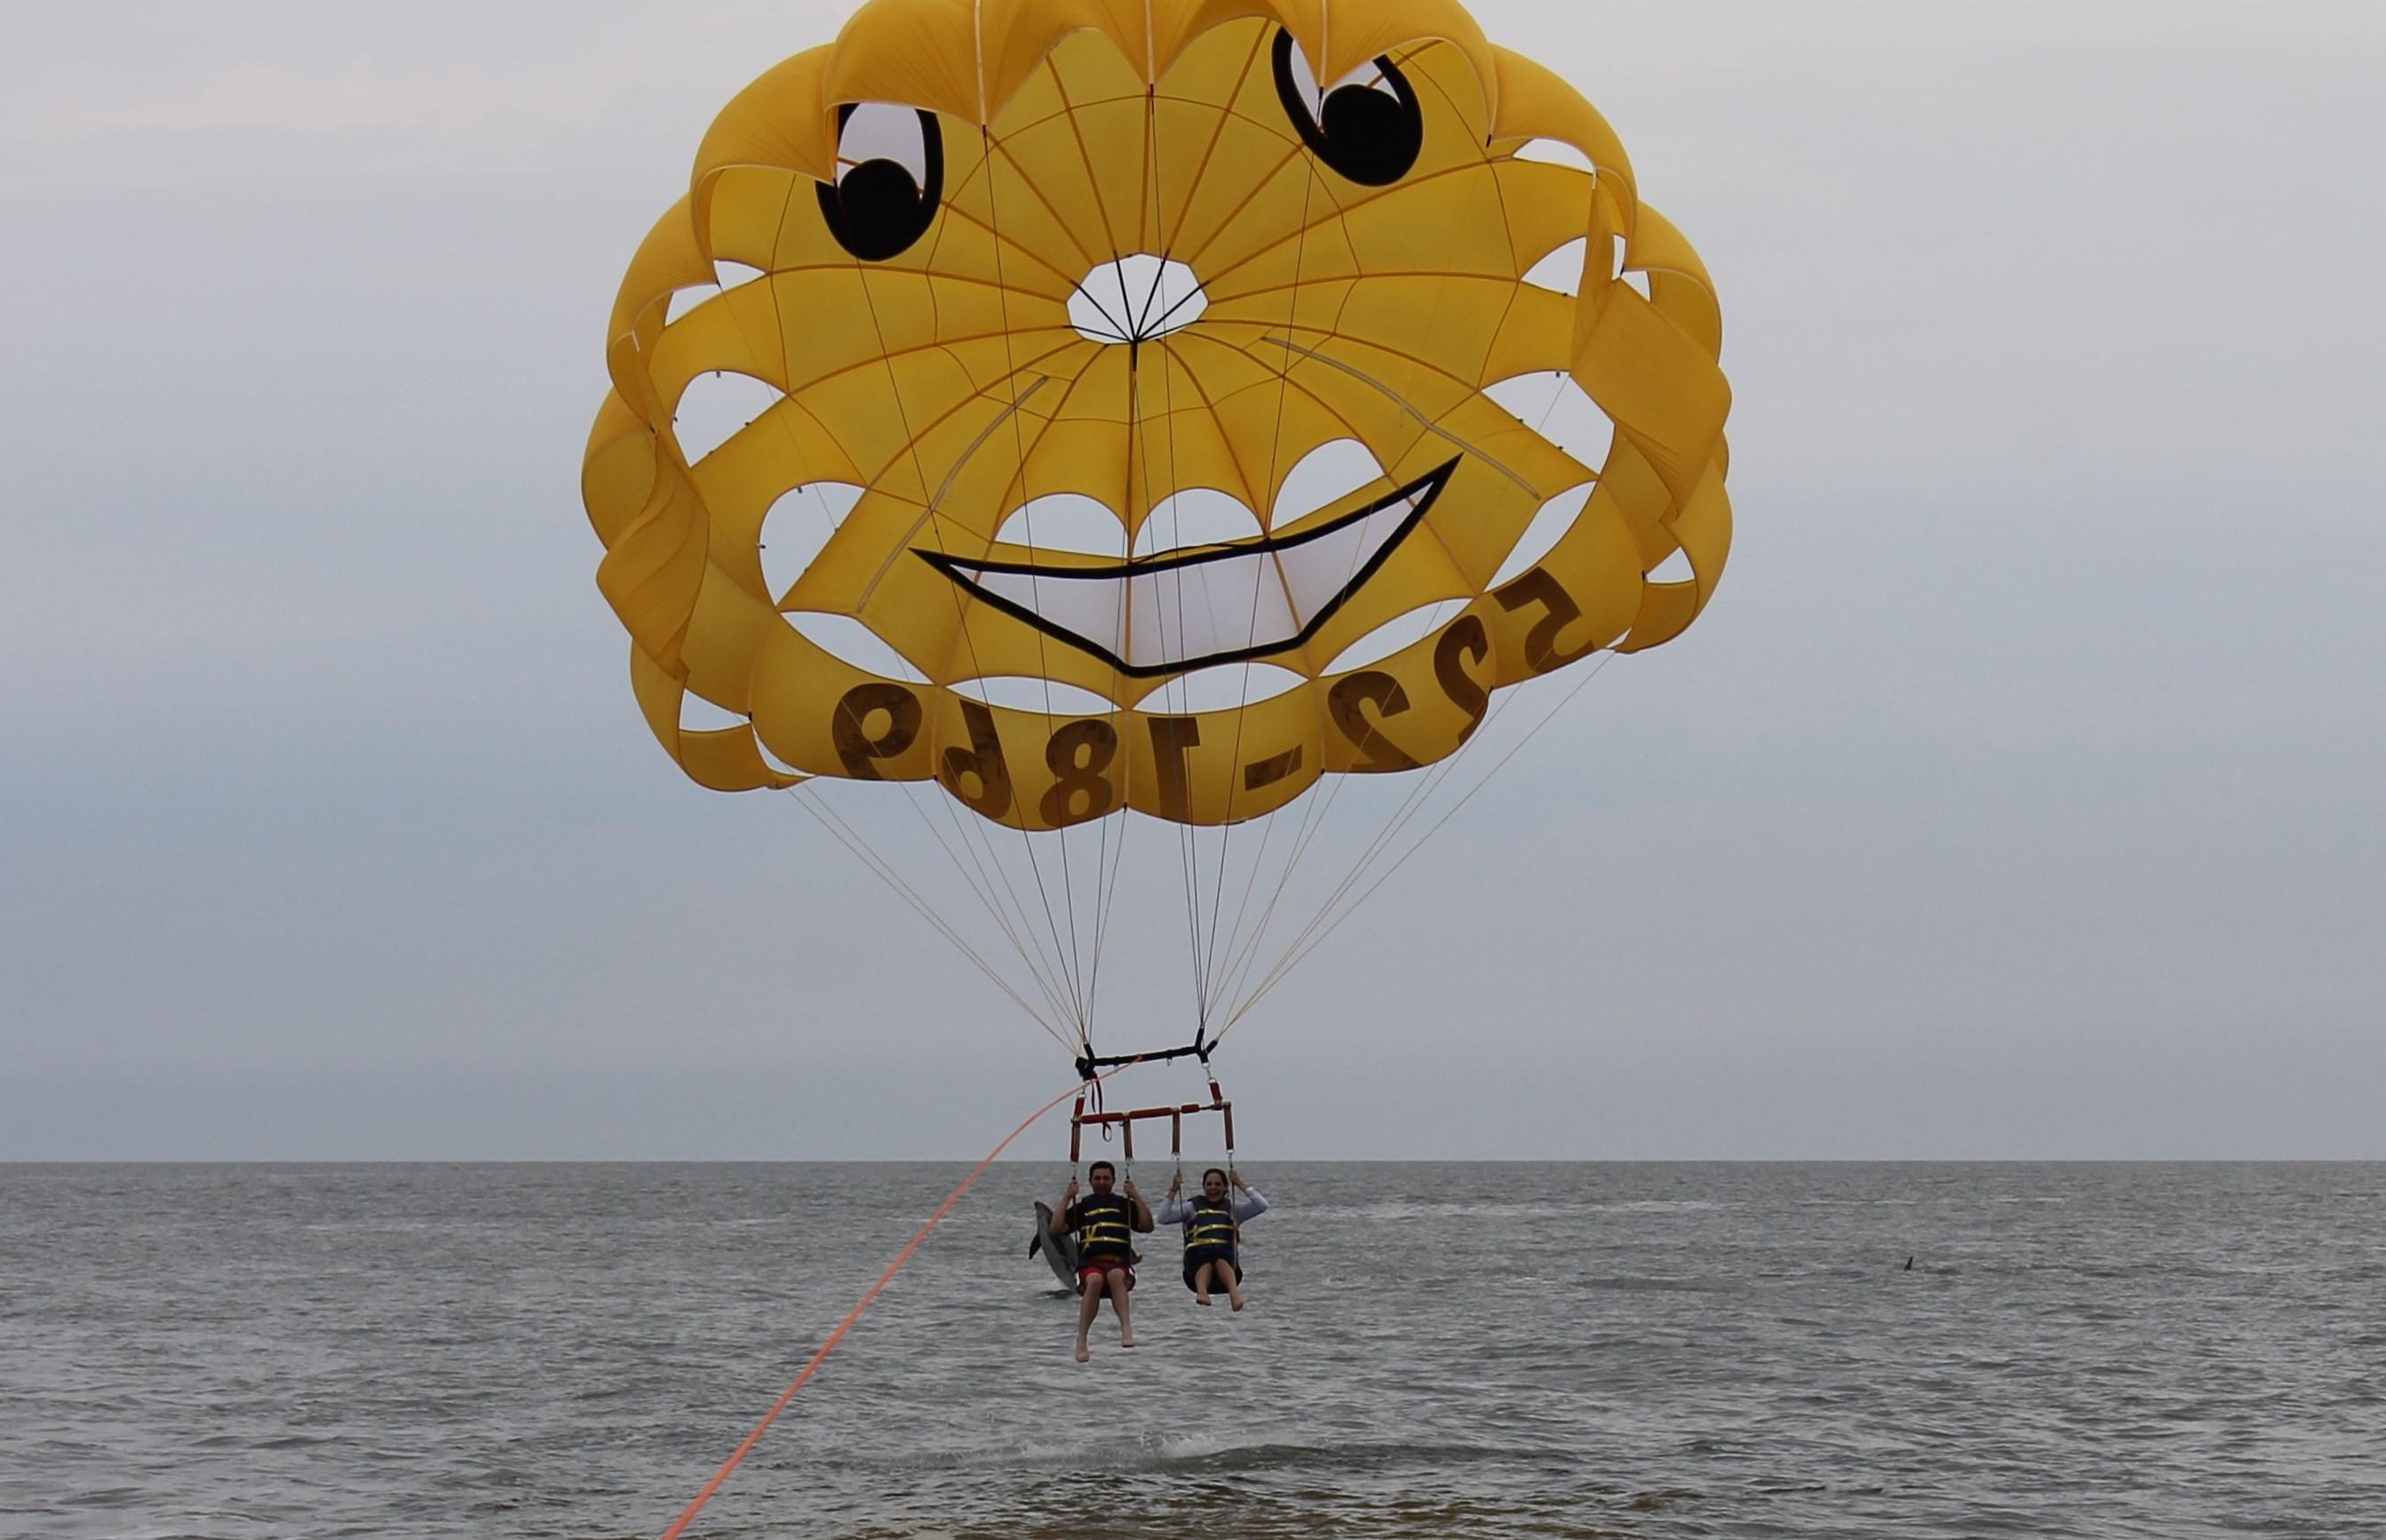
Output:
[581, 0, 1730, 1075]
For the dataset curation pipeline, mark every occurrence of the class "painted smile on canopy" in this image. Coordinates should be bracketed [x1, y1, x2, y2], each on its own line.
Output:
[915, 457, 1459, 679]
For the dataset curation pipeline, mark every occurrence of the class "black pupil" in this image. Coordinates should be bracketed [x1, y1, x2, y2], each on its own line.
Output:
[840, 160, 920, 223]
[1321, 83, 1401, 145]
[1271, 32, 1422, 188]
[817, 108, 942, 262]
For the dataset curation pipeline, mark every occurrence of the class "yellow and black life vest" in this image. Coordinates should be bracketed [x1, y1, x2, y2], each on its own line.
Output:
[1074, 1194, 1134, 1262]
[1184, 1198, 1237, 1260]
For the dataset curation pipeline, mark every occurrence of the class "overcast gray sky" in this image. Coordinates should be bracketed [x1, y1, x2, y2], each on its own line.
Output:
[4, 2, 2381, 1160]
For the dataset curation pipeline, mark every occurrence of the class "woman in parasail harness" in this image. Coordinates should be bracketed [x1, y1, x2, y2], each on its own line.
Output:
[1053, 1160, 1153, 1362]
[1158, 1167, 1269, 1310]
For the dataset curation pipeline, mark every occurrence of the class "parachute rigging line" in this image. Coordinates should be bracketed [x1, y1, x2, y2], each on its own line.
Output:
[789, 783, 1075, 1043]
[1217, 647, 1619, 1036]
[1195, 88, 1318, 1036]
[979, 122, 1091, 1031]
[849, 246, 1089, 1031]
[1187, 222, 1476, 1031]
[982, 106, 1141, 1060]
[1218, 656, 1597, 1031]
[729, 233, 1090, 1037]
[1150, 80, 1222, 1036]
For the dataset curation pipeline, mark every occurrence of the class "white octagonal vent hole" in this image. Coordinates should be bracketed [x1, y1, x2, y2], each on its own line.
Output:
[1070, 254, 1207, 345]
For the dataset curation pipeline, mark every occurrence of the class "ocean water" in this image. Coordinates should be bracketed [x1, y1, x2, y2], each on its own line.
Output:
[4, 1162, 2382, 1539]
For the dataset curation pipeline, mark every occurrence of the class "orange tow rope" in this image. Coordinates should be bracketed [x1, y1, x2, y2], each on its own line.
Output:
[655, 1069, 1117, 1540]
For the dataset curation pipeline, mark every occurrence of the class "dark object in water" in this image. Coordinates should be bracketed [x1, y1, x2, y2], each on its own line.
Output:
[1904, 1256, 1914, 1271]
[1030, 1202, 1079, 1290]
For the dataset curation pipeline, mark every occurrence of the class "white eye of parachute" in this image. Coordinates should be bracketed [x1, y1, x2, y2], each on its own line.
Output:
[1275, 36, 1401, 117]
[1271, 31, 1422, 187]
[819, 101, 943, 260]
[835, 101, 931, 185]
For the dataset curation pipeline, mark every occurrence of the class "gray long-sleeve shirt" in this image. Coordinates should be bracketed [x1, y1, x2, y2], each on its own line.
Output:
[1155, 1187, 1269, 1230]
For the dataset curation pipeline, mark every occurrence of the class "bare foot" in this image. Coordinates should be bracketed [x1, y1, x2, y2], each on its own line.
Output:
[1229, 1290, 1245, 1312]
[1196, 1292, 1212, 1306]
[1120, 1331, 1137, 1348]
[1074, 1341, 1091, 1363]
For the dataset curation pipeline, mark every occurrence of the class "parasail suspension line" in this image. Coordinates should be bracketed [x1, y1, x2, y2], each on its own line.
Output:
[789, 785, 1074, 1044]
[893, 779, 1085, 1030]
[848, 244, 1090, 1031]
[1221, 648, 1619, 1035]
[981, 131, 1093, 1020]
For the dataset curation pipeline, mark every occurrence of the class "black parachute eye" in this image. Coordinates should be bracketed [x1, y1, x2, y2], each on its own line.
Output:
[817, 103, 943, 261]
[1271, 30, 1423, 187]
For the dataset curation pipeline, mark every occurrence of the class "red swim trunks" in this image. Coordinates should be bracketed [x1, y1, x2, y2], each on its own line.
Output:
[1076, 1258, 1135, 1294]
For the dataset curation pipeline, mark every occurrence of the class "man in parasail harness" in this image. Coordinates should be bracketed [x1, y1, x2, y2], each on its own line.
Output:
[1158, 1166, 1269, 1309]
[1053, 1160, 1153, 1362]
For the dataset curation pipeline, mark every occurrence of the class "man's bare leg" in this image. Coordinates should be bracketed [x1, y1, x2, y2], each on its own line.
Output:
[1106, 1269, 1136, 1347]
[1217, 1258, 1245, 1312]
[1194, 1261, 1214, 1306]
[1073, 1282, 1100, 1361]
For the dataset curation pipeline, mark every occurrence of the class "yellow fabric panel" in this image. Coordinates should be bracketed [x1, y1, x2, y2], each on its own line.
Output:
[596, 456, 709, 675]
[1475, 285, 1584, 391]
[1117, 685, 1324, 824]
[632, 642, 799, 792]
[1483, 489, 1644, 688]
[940, 612, 1132, 699]
[1619, 456, 1730, 653]
[583, 391, 658, 548]
[607, 194, 712, 356]
[604, 198, 715, 427]
[693, 404, 866, 603]
[1293, 528, 1473, 677]
[585, 0, 1732, 827]
[1052, 53, 1169, 255]
[649, 299, 788, 425]
[1598, 439, 1679, 575]
[827, 0, 987, 122]
[697, 166, 810, 277]
[1484, 45, 1635, 228]
[982, 0, 1153, 111]
[1484, 157, 1601, 282]
[1157, 152, 1311, 282]
[678, 550, 790, 713]
[1149, 2, 1297, 83]
[1626, 204, 1723, 368]
[1320, 0, 1495, 115]
[692, 48, 837, 202]
[1314, 612, 1497, 775]
[1573, 274, 1730, 512]
[750, 618, 937, 779]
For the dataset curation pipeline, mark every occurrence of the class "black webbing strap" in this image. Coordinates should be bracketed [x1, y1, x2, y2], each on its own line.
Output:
[1073, 1034, 1213, 1083]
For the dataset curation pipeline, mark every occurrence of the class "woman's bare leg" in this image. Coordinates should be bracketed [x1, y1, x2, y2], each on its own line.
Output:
[1193, 1261, 1214, 1306]
[1218, 1258, 1244, 1312]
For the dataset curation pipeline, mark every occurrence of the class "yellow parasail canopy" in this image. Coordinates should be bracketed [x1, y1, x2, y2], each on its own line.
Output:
[583, 0, 1731, 835]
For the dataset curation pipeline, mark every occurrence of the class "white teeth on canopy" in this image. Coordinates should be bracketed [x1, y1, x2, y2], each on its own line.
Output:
[993, 492, 1128, 558]
[1134, 488, 1263, 559]
[1271, 440, 1382, 529]
[930, 459, 1453, 677]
